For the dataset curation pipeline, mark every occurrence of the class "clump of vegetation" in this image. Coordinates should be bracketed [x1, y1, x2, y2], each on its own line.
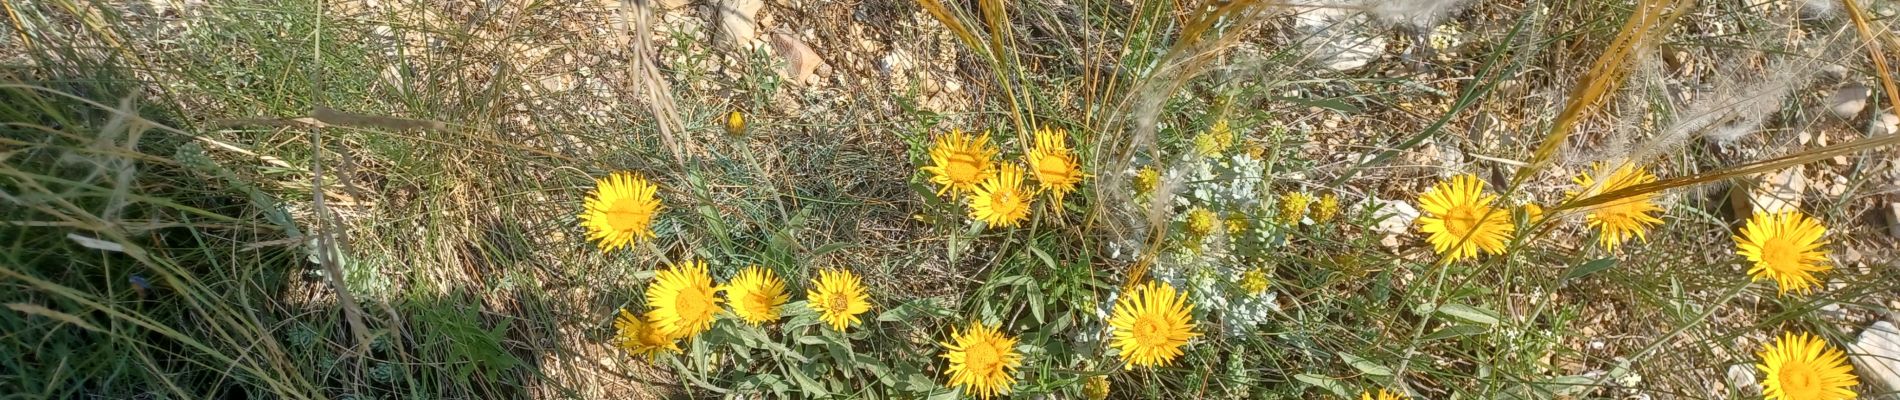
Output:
[3, 0, 1897, 399]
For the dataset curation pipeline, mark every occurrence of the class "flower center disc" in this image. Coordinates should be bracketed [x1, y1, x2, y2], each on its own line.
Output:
[1760, 240, 1800, 273]
[676, 286, 712, 319]
[1133, 316, 1167, 347]
[990, 191, 1019, 213]
[1038, 155, 1072, 180]
[1778, 360, 1818, 397]
[964, 343, 1000, 372]
[606, 198, 650, 232]
[1443, 206, 1481, 236]
[947, 153, 983, 183]
[746, 291, 775, 314]
[826, 294, 851, 313]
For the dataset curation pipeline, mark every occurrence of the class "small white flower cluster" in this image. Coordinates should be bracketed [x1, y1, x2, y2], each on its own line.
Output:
[1138, 121, 1285, 337]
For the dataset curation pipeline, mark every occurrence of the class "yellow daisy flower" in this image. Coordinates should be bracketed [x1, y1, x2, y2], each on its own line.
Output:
[724, 266, 789, 325]
[725, 110, 746, 136]
[1757, 332, 1859, 400]
[940, 321, 1024, 399]
[612, 309, 679, 360]
[1134, 166, 1160, 197]
[922, 129, 999, 198]
[1082, 375, 1110, 400]
[645, 259, 721, 339]
[1313, 193, 1341, 223]
[579, 172, 663, 252]
[1185, 207, 1218, 238]
[1239, 268, 1271, 295]
[1027, 127, 1083, 206]
[807, 268, 872, 331]
[1108, 281, 1199, 369]
[1567, 162, 1664, 250]
[1277, 192, 1311, 225]
[1416, 174, 1515, 262]
[969, 164, 1031, 228]
[1736, 211, 1832, 295]
[1362, 389, 1405, 400]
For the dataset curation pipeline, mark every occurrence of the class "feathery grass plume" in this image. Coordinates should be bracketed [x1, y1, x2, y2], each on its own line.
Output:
[1842, 0, 1900, 122]
[1649, 57, 1813, 148]
[1735, 211, 1832, 295]
[1416, 174, 1515, 262]
[939, 321, 1024, 399]
[646, 259, 722, 339]
[724, 266, 789, 325]
[1515, 0, 1692, 184]
[1757, 332, 1858, 400]
[613, 309, 680, 360]
[807, 269, 872, 331]
[1108, 281, 1199, 369]
[922, 129, 1000, 198]
[969, 163, 1031, 228]
[1566, 162, 1663, 251]
[1027, 127, 1083, 206]
[1068, 0, 1280, 288]
[1275, 192, 1311, 225]
[1555, 131, 1900, 213]
[579, 172, 663, 252]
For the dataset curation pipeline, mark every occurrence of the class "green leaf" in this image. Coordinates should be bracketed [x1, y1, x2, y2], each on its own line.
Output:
[1435, 303, 1501, 326]
[811, 242, 851, 257]
[1422, 324, 1490, 341]
[1271, 96, 1362, 113]
[905, 372, 935, 392]
[1294, 373, 1349, 397]
[1562, 258, 1617, 282]
[1537, 375, 1595, 396]
[878, 298, 950, 323]
[991, 275, 1034, 287]
[1338, 353, 1393, 376]
[788, 364, 829, 397]
[824, 336, 855, 379]
[1026, 245, 1059, 270]
[1026, 281, 1046, 323]
[926, 388, 962, 400]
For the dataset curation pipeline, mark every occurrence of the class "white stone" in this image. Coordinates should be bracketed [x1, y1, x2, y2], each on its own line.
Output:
[770, 31, 822, 85]
[1873, 113, 1900, 136]
[1850, 321, 1900, 393]
[1370, 198, 1420, 248]
[715, 0, 764, 47]
[1748, 165, 1806, 214]
[1291, 1, 1388, 72]
[1886, 198, 1900, 238]
[1826, 84, 1869, 119]
[1726, 364, 1761, 396]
